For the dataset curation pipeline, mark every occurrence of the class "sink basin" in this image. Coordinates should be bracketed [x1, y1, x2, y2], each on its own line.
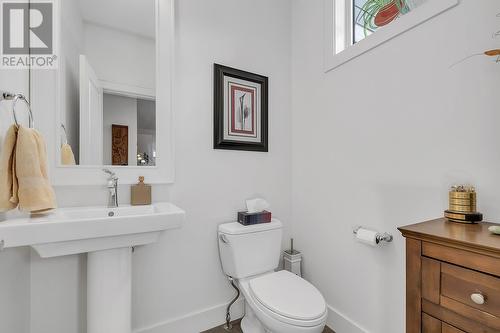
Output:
[0, 202, 185, 333]
[58, 204, 158, 219]
[0, 202, 185, 257]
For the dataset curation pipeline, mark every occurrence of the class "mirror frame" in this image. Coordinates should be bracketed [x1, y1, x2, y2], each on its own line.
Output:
[30, 0, 175, 185]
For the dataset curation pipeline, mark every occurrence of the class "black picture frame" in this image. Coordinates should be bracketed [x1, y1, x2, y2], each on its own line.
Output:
[214, 64, 268, 152]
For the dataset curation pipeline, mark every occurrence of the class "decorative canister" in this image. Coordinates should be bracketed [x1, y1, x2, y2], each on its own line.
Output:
[444, 185, 483, 223]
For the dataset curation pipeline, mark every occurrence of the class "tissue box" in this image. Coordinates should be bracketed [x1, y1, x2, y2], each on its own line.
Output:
[238, 211, 272, 226]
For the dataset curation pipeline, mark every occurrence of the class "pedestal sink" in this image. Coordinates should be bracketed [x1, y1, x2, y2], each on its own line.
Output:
[0, 202, 185, 333]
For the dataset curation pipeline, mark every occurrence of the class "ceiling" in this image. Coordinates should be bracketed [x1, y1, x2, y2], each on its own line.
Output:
[78, 0, 155, 39]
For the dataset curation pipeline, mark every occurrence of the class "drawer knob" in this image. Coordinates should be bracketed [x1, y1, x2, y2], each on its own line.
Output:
[471, 293, 485, 305]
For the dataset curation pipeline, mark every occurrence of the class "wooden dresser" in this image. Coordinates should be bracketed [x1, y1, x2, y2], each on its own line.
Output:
[399, 218, 500, 333]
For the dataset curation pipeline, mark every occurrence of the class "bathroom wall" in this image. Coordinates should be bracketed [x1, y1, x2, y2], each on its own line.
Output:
[0, 0, 292, 333]
[131, 0, 292, 330]
[290, 0, 500, 332]
[0, 70, 31, 332]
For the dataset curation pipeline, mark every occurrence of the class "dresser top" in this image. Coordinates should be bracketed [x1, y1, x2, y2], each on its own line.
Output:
[399, 218, 500, 253]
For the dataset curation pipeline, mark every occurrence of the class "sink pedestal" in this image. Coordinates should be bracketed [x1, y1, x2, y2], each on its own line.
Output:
[0, 202, 185, 333]
[87, 247, 132, 333]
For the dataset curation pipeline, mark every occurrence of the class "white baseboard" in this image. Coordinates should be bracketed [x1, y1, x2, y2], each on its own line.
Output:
[327, 304, 370, 333]
[133, 299, 245, 333]
[133, 300, 367, 333]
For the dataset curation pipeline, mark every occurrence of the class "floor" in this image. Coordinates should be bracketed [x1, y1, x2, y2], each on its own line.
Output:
[202, 320, 335, 333]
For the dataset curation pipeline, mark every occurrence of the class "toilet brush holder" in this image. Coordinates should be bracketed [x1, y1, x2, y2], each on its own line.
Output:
[283, 250, 302, 277]
[284, 238, 302, 277]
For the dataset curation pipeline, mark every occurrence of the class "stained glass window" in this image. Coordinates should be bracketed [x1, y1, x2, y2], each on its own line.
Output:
[353, 0, 374, 44]
[352, 0, 428, 45]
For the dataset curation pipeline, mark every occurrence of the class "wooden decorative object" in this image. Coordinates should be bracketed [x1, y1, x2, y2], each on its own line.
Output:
[131, 176, 152, 206]
[112, 124, 128, 166]
[399, 218, 500, 332]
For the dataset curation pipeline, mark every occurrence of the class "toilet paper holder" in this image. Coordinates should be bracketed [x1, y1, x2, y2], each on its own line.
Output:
[353, 226, 393, 244]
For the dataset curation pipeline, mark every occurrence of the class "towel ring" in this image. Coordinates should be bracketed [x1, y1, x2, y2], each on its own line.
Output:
[1, 91, 34, 128]
[12, 94, 34, 128]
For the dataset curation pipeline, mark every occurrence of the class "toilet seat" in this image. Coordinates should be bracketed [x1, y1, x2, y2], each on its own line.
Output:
[248, 270, 327, 327]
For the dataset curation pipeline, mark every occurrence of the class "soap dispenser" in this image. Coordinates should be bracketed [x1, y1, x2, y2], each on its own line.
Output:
[131, 176, 152, 206]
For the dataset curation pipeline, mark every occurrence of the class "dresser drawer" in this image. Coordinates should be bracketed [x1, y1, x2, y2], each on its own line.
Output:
[442, 323, 465, 333]
[440, 263, 500, 330]
[422, 257, 500, 331]
[422, 313, 441, 333]
[423, 242, 500, 277]
[441, 263, 500, 318]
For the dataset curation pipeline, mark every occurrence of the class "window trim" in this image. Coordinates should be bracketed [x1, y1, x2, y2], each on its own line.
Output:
[324, 0, 459, 73]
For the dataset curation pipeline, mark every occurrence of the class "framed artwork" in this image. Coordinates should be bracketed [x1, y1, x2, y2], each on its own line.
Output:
[214, 64, 268, 152]
[112, 124, 128, 166]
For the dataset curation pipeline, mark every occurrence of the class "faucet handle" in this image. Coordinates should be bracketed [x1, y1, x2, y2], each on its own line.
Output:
[103, 168, 117, 179]
[103, 168, 114, 176]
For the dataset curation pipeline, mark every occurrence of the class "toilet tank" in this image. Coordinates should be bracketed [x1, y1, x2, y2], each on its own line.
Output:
[218, 219, 283, 279]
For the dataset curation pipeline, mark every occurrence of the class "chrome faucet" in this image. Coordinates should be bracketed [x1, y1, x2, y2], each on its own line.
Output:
[103, 169, 119, 208]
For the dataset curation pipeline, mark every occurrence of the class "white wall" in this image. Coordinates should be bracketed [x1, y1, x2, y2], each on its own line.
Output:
[84, 23, 156, 91]
[30, 251, 87, 333]
[0, 69, 31, 333]
[291, 0, 500, 332]
[0, 0, 292, 332]
[0, 248, 31, 333]
[103, 94, 138, 165]
[132, 0, 292, 330]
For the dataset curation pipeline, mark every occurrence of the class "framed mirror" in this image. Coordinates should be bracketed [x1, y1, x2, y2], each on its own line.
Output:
[30, 0, 174, 185]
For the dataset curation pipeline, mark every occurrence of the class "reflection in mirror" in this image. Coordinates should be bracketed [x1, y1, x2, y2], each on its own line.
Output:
[60, 0, 156, 167]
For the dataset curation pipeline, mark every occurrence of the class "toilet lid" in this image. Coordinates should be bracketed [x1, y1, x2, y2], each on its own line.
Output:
[249, 270, 326, 321]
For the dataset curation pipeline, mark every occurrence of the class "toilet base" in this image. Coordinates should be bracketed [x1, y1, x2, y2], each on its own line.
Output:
[237, 279, 326, 333]
[241, 303, 268, 333]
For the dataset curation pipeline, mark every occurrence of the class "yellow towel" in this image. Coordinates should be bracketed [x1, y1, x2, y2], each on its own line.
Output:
[15, 126, 57, 213]
[0, 125, 18, 212]
[61, 143, 76, 165]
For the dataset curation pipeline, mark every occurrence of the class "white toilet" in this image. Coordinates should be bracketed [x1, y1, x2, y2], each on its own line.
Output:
[218, 219, 327, 333]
